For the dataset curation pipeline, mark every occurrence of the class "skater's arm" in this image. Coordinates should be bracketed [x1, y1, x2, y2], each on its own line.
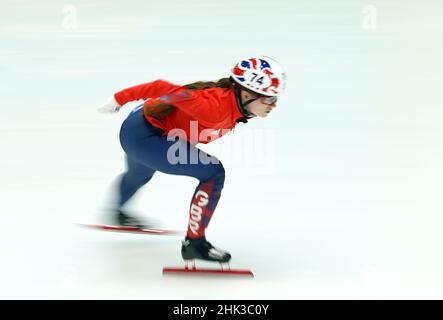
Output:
[98, 80, 180, 114]
[144, 90, 224, 123]
[114, 80, 180, 107]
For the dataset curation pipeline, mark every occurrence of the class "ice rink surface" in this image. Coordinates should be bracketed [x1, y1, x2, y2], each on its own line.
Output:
[1, 0, 443, 299]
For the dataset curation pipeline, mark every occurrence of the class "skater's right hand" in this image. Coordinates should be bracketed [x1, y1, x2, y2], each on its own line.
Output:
[97, 95, 121, 113]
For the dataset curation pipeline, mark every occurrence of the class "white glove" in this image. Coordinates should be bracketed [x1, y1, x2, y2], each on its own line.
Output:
[97, 95, 121, 113]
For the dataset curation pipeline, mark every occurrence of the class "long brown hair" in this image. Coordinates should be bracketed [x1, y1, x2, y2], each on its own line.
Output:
[144, 77, 233, 119]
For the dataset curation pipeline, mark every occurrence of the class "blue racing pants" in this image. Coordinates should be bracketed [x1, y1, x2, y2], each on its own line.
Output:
[117, 106, 225, 238]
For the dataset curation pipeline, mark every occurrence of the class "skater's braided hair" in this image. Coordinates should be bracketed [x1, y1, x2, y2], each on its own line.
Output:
[144, 78, 233, 119]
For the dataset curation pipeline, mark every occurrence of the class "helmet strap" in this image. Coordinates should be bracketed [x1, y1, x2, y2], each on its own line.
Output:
[241, 98, 258, 117]
[233, 85, 256, 119]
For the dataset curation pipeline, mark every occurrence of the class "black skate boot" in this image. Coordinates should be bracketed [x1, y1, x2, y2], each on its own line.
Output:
[181, 237, 232, 263]
[116, 210, 156, 229]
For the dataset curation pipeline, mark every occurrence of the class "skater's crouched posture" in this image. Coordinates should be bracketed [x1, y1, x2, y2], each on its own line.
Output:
[98, 56, 286, 264]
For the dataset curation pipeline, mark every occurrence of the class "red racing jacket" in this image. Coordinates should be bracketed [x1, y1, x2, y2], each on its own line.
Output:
[114, 80, 249, 144]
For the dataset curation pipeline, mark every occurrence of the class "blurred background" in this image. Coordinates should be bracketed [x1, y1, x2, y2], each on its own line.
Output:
[0, 0, 442, 299]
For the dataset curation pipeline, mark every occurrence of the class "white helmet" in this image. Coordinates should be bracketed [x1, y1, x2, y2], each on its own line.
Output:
[231, 56, 286, 97]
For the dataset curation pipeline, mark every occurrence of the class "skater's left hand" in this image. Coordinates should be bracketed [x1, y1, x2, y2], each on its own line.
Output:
[97, 95, 121, 113]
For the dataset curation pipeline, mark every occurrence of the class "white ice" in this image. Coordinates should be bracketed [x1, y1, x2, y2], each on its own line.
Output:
[1, 0, 443, 299]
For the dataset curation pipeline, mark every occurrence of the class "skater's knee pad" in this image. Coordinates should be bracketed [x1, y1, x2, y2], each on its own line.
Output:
[210, 162, 225, 189]
[200, 162, 225, 187]
[212, 162, 225, 177]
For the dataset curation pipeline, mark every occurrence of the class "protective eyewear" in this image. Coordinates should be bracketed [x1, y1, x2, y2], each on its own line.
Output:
[260, 96, 278, 105]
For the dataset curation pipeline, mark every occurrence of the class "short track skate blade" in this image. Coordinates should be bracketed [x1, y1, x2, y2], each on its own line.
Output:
[79, 224, 181, 235]
[162, 267, 254, 277]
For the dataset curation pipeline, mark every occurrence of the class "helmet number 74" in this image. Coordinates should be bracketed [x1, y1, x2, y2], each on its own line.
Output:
[250, 72, 264, 85]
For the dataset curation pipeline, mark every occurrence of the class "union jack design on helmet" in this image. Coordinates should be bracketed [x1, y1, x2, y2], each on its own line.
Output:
[231, 56, 286, 97]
